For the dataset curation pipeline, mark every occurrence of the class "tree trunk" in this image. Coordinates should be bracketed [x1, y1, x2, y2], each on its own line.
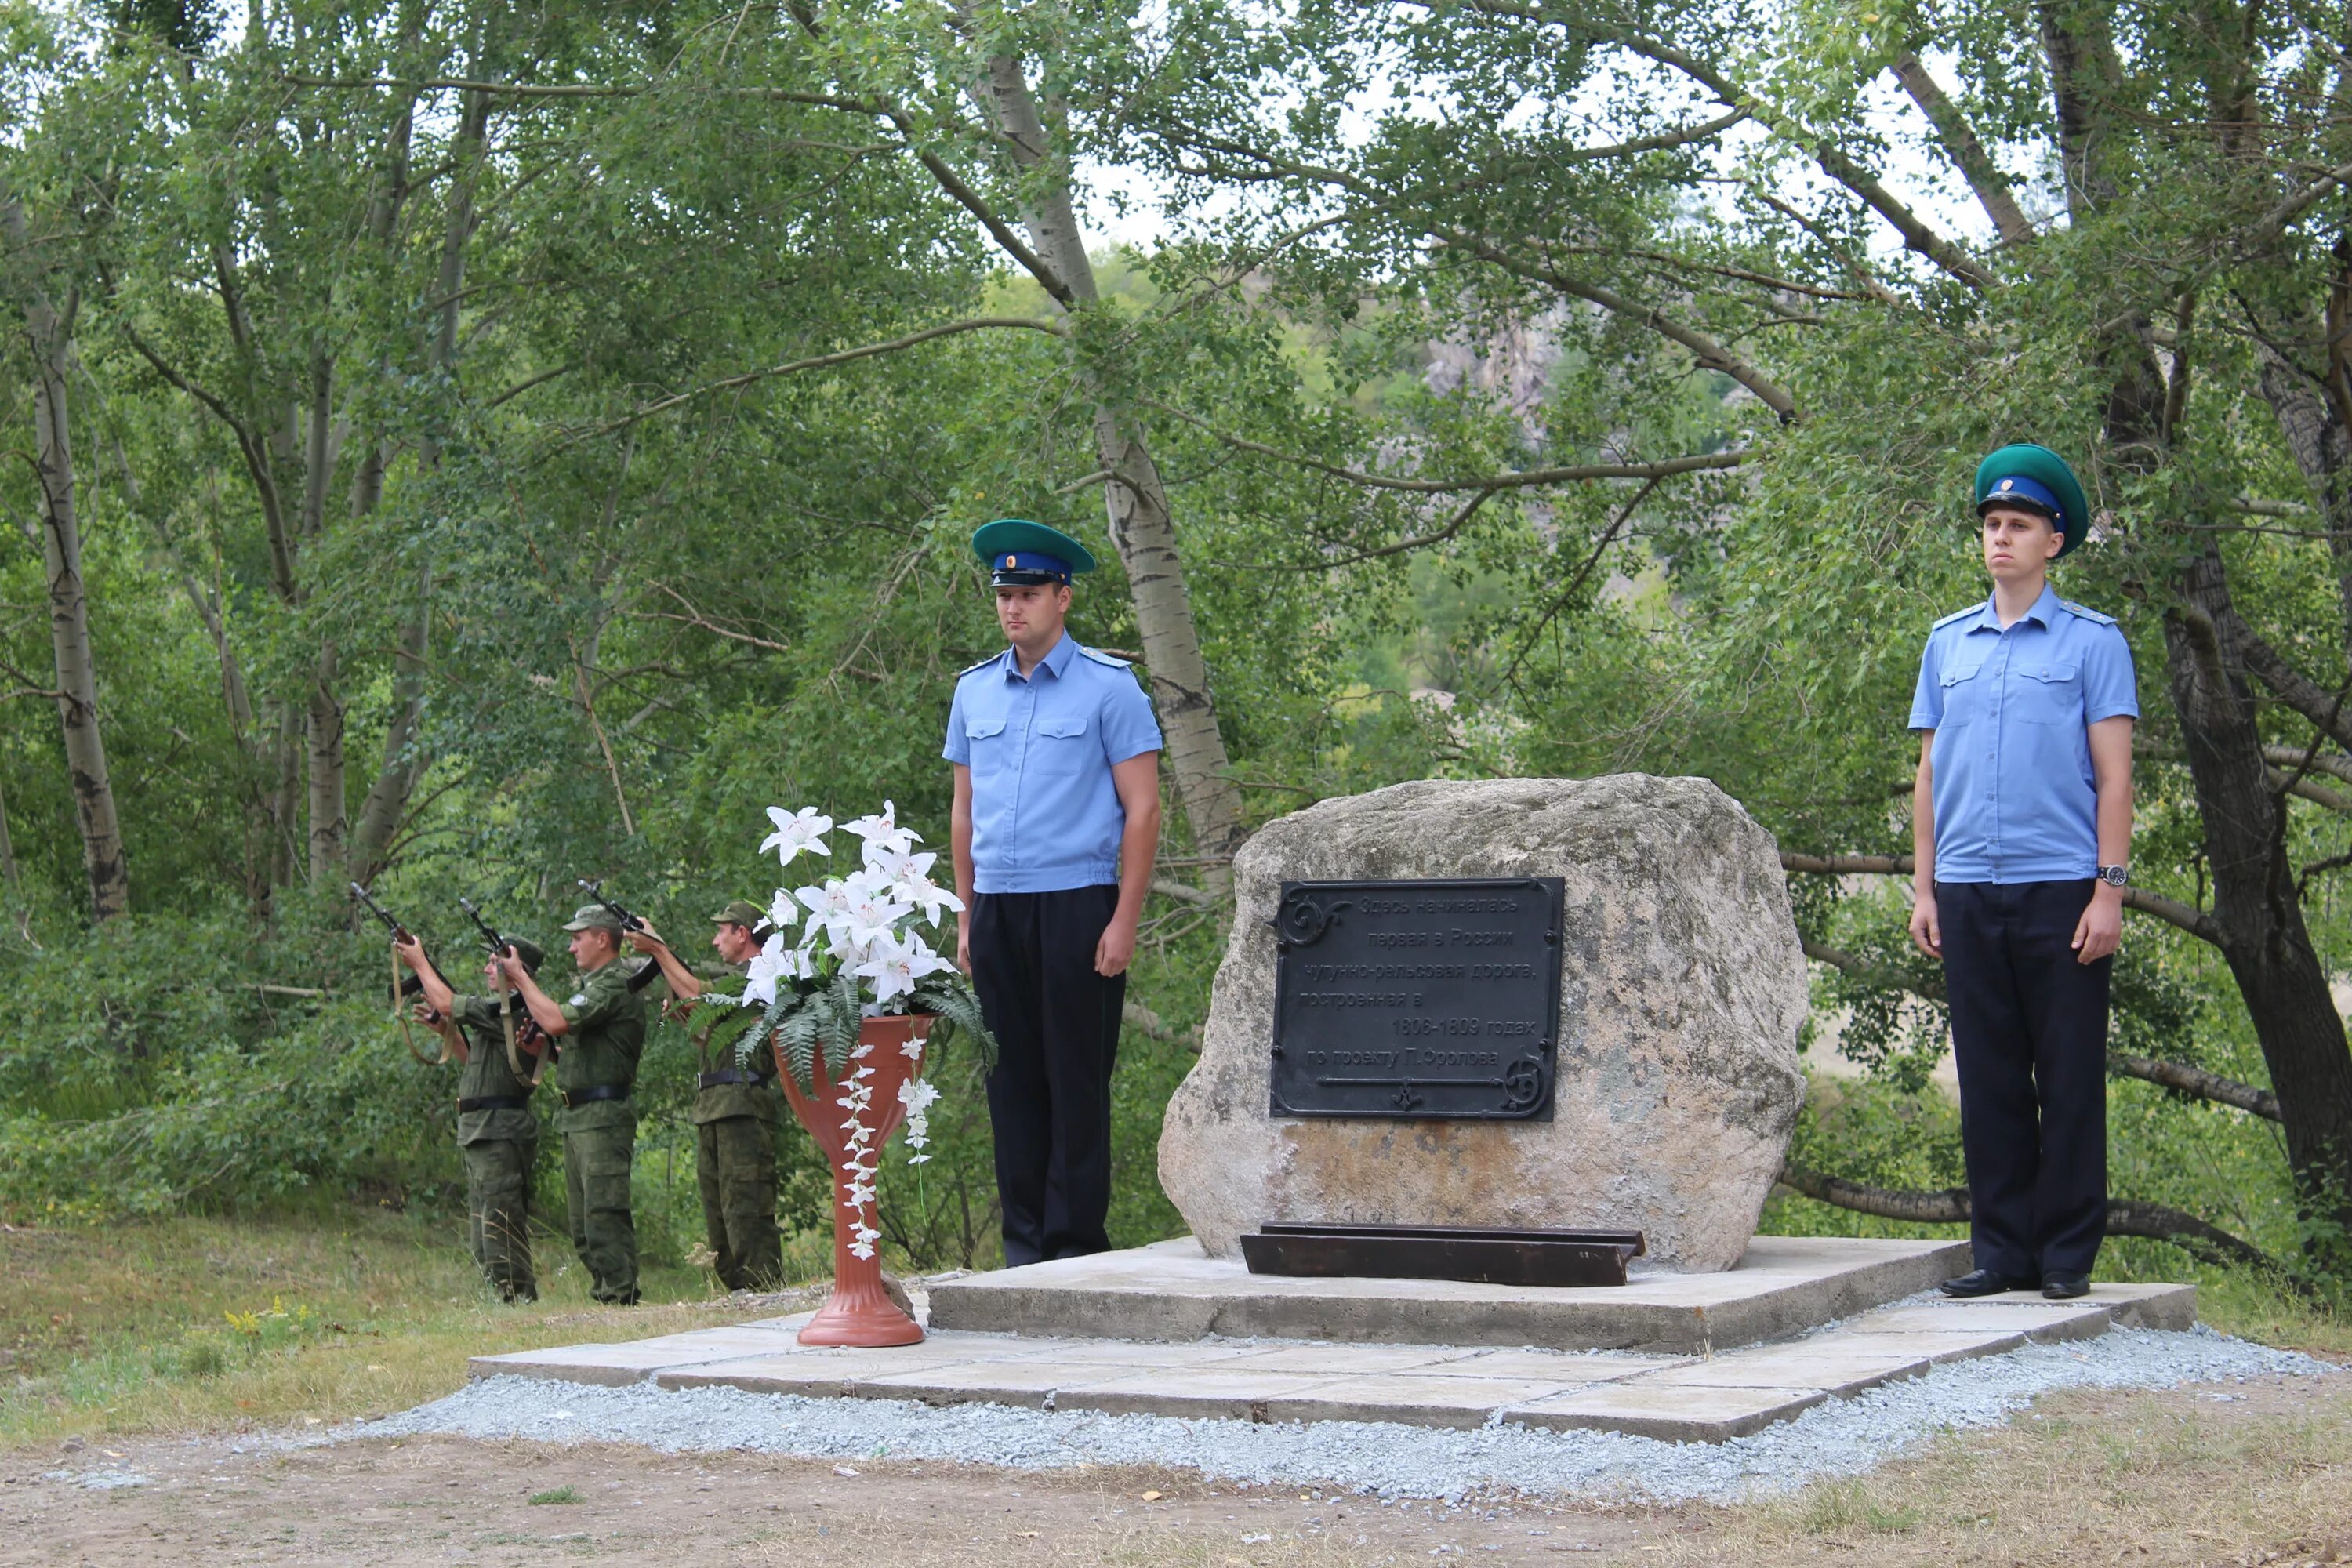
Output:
[2165, 552, 2352, 1250]
[975, 56, 1248, 877]
[5, 194, 129, 922]
[348, 89, 485, 881]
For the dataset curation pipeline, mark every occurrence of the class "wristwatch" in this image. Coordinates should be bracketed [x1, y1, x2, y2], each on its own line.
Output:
[2095, 864, 2129, 887]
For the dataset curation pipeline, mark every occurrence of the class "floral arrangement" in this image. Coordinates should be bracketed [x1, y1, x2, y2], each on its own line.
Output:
[705, 802, 997, 1258]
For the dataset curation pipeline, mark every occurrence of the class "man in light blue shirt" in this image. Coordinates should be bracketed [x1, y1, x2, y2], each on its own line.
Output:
[1907, 443, 2136, 1302]
[946, 518, 1163, 1265]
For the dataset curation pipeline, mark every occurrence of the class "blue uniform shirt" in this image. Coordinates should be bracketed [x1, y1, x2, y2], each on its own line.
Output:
[1908, 586, 2137, 884]
[944, 633, 1164, 894]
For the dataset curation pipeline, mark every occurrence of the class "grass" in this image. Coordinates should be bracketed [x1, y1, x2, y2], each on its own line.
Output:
[1644, 1382, 2352, 1566]
[528, 1485, 582, 1504]
[0, 1203, 805, 1449]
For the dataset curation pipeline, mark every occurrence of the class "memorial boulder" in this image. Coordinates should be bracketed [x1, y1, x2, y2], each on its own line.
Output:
[1157, 775, 1808, 1272]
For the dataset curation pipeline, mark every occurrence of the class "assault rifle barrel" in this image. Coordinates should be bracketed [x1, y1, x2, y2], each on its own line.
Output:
[576, 879, 663, 993]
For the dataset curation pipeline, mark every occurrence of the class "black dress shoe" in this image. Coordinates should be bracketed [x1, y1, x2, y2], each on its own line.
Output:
[2042, 1271, 2090, 1299]
[1939, 1268, 2027, 1298]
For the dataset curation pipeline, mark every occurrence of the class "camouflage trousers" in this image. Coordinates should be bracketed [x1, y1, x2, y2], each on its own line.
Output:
[563, 1121, 640, 1305]
[462, 1137, 537, 1303]
[696, 1115, 782, 1292]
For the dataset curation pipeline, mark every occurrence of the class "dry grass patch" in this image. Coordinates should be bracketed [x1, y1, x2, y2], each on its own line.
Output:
[0, 1208, 800, 1448]
[1648, 1377, 2352, 1566]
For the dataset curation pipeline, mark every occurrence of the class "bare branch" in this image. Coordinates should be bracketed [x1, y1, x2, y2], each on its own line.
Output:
[1138, 399, 1747, 492]
[1889, 52, 2034, 244]
[575, 317, 1064, 438]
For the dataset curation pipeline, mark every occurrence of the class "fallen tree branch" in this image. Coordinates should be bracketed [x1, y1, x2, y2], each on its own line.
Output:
[1778, 851, 2223, 944]
[1802, 938, 2279, 1119]
[1777, 1163, 2288, 1276]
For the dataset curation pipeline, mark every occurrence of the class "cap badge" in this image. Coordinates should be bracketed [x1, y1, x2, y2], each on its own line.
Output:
[1998, 479, 2013, 492]
[1007, 555, 1017, 567]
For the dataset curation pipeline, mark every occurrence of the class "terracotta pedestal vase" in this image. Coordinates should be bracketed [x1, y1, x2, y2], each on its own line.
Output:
[776, 1013, 933, 1348]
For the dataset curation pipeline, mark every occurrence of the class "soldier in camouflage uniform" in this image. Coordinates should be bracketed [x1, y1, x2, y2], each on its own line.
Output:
[394, 933, 549, 1302]
[631, 899, 784, 1291]
[499, 906, 648, 1305]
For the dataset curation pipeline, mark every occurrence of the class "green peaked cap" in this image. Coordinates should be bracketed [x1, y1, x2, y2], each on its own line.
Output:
[970, 517, 1098, 576]
[1973, 443, 2091, 560]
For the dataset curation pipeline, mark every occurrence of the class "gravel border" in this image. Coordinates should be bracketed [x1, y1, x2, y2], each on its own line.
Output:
[351, 1324, 2335, 1504]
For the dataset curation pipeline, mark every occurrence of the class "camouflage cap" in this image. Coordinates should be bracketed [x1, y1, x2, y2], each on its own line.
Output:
[710, 898, 767, 931]
[561, 903, 623, 933]
[503, 936, 545, 974]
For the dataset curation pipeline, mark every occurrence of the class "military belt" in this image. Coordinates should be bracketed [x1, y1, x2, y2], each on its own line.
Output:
[560, 1084, 630, 1109]
[698, 1069, 772, 1089]
[456, 1094, 530, 1114]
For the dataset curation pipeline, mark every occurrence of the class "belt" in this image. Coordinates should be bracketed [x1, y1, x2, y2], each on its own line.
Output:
[560, 1084, 630, 1109]
[698, 1069, 774, 1089]
[456, 1094, 530, 1114]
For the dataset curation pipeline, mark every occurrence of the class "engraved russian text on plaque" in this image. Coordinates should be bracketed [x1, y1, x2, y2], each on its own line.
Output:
[1268, 877, 1564, 1120]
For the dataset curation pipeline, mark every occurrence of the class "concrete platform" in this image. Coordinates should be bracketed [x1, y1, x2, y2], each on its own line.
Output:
[924, 1234, 1980, 1354]
[468, 1277, 2196, 1443]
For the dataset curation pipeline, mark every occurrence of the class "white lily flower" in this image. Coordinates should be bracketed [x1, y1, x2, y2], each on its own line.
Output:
[759, 807, 833, 867]
[796, 880, 855, 922]
[743, 935, 795, 1005]
[765, 889, 800, 931]
[870, 848, 937, 886]
[844, 894, 913, 953]
[843, 800, 919, 845]
[898, 879, 965, 927]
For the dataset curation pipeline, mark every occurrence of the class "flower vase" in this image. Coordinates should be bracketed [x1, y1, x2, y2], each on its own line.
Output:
[776, 1012, 933, 1347]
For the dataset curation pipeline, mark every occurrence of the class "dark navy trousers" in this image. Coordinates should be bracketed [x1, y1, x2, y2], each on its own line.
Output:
[969, 885, 1126, 1267]
[1937, 879, 2110, 1279]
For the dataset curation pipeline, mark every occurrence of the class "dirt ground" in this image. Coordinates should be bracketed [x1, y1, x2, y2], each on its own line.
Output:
[5, 1374, 2351, 1568]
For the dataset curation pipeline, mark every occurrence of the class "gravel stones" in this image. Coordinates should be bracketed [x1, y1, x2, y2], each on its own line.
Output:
[1156, 775, 1809, 1270]
[358, 1326, 2333, 1504]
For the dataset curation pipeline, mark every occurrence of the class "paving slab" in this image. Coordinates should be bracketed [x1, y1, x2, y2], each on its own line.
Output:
[2093, 1282, 2199, 1330]
[469, 1326, 804, 1387]
[477, 1259, 2194, 1443]
[1642, 1339, 1936, 1397]
[1220, 1343, 1478, 1374]
[1842, 1299, 2118, 1344]
[1263, 1374, 1608, 1429]
[851, 1359, 1182, 1406]
[924, 1234, 1976, 1354]
[1056, 1368, 1362, 1421]
[1422, 1348, 1684, 1381]
[1505, 1381, 1829, 1442]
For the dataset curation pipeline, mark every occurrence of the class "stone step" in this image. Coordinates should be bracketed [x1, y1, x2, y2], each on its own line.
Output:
[469, 1280, 2195, 1443]
[924, 1233, 1977, 1355]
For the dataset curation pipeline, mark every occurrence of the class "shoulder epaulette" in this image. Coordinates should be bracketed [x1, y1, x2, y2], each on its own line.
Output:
[2058, 600, 2117, 626]
[1931, 604, 1982, 630]
[1076, 644, 1132, 669]
[955, 651, 1004, 678]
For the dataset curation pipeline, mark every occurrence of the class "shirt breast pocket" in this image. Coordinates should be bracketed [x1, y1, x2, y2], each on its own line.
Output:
[1937, 658, 1990, 727]
[964, 717, 1009, 783]
[1031, 716, 1094, 777]
[2016, 663, 2082, 725]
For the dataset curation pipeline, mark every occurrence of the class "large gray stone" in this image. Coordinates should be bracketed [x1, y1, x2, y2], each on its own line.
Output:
[1156, 775, 1808, 1271]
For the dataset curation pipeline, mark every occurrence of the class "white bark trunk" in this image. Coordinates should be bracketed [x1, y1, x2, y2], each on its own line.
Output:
[5, 194, 129, 920]
[976, 56, 1247, 873]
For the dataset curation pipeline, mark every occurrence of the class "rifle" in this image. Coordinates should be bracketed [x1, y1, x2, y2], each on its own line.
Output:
[348, 882, 458, 1066]
[459, 897, 554, 1087]
[577, 879, 666, 993]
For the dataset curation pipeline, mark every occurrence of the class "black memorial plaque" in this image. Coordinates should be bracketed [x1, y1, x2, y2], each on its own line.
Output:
[1269, 877, 1564, 1120]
